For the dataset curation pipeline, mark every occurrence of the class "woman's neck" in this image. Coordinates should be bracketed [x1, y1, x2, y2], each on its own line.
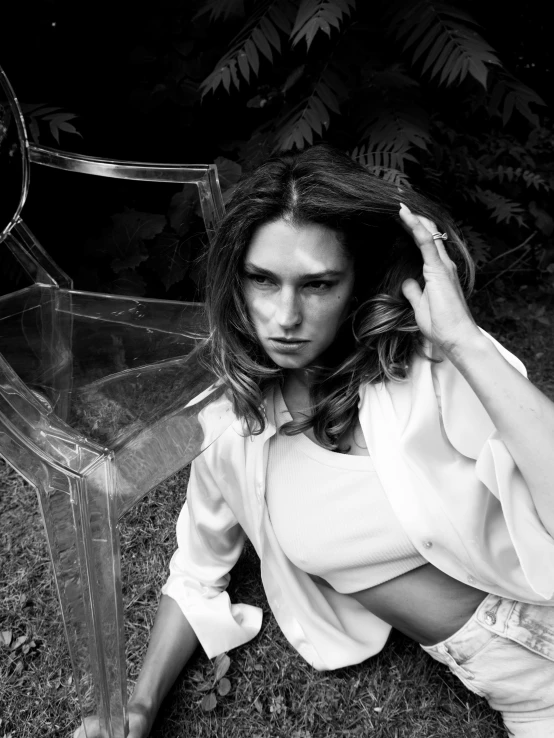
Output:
[282, 370, 312, 418]
[287, 368, 311, 390]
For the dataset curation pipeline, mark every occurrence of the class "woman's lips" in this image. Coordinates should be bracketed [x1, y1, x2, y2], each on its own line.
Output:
[268, 338, 309, 353]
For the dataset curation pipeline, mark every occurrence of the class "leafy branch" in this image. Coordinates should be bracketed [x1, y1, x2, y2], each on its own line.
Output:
[20, 104, 81, 144]
[290, 0, 356, 50]
[477, 165, 550, 192]
[194, 0, 246, 22]
[389, 1, 501, 88]
[350, 141, 414, 187]
[486, 70, 545, 127]
[200, 0, 295, 95]
[352, 64, 431, 184]
[471, 187, 528, 227]
[273, 66, 345, 149]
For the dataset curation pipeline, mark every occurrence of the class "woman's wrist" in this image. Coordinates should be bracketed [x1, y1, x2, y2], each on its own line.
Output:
[439, 324, 489, 366]
[124, 595, 199, 734]
[127, 696, 157, 737]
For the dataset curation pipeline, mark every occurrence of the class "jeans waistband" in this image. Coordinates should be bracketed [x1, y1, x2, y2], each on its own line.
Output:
[422, 593, 554, 664]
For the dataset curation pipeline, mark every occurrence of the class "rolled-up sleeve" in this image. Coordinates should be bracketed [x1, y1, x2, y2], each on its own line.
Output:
[161, 446, 263, 658]
[475, 430, 554, 599]
[436, 328, 554, 600]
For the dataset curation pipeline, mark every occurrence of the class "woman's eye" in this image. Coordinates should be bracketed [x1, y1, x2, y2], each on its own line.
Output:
[245, 274, 335, 290]
[306, 281, 334, 291]
[247, 274, 272, 286]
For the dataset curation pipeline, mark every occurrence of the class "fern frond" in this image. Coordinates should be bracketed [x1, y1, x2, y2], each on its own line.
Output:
[460, 225, 490, 265]
[389, 1, 501, 88]
[355, 73, 429, 180]
[472, 187, 527, 227]
[194, 0, 246, 22]
[274, 68, 346, 150]
[366, 64, 420, 91]
[477, 135, 536, 171]
[359, 98, 431, 153]
[441, 150, 548, 192]
[290, 0, 356, 51]
[487, 71, 545, 127]
[351, 142, 415, 187]
[200, 0, 295, 96]
[478, 165, 550, 192]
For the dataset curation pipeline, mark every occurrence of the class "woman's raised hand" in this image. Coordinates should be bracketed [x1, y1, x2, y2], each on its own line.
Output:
[398, 203, 481, 355]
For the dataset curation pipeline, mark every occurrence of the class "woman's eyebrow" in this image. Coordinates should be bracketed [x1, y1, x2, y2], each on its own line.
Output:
[243, 262, 345, 280]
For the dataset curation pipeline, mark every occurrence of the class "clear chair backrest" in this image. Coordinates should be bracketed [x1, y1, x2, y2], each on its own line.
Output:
[0, 65, 30, 244]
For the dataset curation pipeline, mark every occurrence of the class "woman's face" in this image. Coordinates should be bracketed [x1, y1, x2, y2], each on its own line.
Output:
[243, 218, 355, 371]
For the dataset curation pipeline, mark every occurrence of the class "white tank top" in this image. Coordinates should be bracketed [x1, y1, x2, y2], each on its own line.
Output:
[266, 386, 426, 593]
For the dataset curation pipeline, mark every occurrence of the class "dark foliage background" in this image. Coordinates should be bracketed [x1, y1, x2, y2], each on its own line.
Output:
[2, 0, 554, 307]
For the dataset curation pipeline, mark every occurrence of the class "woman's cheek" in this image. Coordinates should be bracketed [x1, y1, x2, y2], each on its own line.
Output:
[313, 294, 346, 320]
[246, 291, 267, 321]
[254, 295, 275, 322]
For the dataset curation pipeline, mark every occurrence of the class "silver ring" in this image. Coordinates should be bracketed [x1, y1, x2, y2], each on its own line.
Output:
[431, 232, 448, 241]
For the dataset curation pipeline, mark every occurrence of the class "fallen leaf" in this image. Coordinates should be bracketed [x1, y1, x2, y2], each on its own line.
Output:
[201, 692, 217, 712]
[218, 677, 231, 696]
[214, 653, 230, 682]
[11, 635, 27, 651]
[1, 631, 12, 647]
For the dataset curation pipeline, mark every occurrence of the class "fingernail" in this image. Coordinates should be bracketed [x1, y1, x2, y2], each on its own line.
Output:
[399, 202, 411, 214]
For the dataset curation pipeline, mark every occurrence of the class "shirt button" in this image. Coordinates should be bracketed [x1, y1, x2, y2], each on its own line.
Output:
[423, 541, 433, 549]
[467, 576, 475, 585]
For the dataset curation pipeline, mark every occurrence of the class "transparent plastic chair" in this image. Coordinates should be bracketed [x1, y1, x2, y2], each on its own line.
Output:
[0, 65, 232, 737]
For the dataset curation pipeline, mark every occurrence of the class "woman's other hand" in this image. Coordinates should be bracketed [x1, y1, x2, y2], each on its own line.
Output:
[72, 704, 153, 738]
[398, 202, 481, 355]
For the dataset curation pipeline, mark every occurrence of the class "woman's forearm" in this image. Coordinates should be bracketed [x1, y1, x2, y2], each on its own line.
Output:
[445, 331, 554, 537]
[129, 594, 199, 726]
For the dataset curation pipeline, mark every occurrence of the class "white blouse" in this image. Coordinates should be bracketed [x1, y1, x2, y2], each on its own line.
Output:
[162, 329, 554, 670]
[266, 387, 426, 592]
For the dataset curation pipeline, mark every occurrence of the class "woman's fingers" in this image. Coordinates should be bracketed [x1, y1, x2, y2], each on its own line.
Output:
[72, 717, 108, 738]
[399, 204, 452, 269]
[416, 215, 452, 264]
[401, 277, 423, 308]
[72, 708, 152, 738]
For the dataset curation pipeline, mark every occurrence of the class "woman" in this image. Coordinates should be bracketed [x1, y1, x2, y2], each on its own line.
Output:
[77, 145, 554, 738]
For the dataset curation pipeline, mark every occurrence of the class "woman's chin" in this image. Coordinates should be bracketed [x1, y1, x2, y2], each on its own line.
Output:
[267, 351, 312, 370]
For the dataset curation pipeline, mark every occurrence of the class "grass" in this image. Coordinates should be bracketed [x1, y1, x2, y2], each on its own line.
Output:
[1, 283, 553, 738]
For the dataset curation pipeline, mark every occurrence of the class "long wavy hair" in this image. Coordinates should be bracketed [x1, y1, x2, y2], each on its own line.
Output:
[201, 144, 475, 450]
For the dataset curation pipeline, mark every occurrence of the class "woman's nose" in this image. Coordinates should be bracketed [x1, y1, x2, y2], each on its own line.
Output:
[275, 289, 302, 329]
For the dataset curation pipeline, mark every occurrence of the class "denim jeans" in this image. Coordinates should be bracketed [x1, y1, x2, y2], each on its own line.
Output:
[420, 593, 554, 737]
